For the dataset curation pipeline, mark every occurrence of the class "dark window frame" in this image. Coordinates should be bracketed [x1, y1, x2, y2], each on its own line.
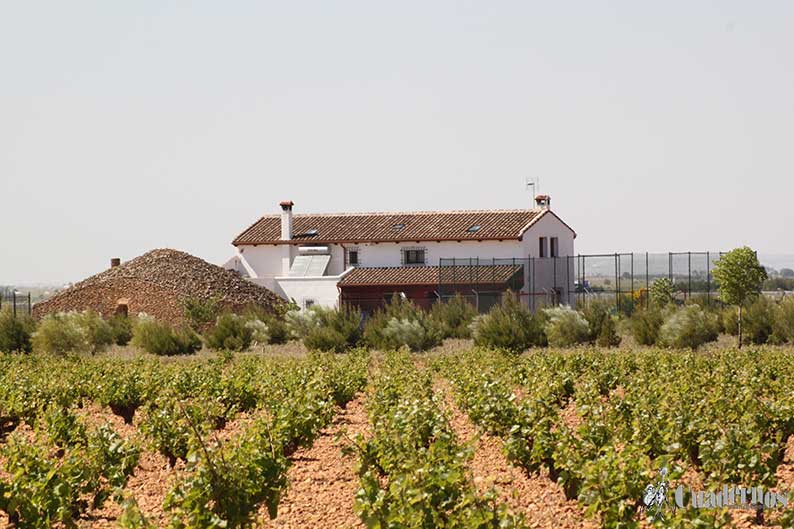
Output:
[539, 237, 548, 258]
[550, 237, 559, 258]
[403, 248, 426, 266]
[347, 248, 360, 267]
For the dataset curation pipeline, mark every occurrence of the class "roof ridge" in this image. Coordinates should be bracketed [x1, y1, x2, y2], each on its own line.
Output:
[255, 208, 540, 218]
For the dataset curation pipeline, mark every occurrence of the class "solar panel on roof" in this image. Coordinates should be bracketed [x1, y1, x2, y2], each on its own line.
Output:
[287, 254, 331, 277]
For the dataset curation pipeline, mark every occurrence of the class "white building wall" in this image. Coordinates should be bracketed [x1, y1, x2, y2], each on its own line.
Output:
[275, 275, 347, 309]
[232, 210, 576, 309]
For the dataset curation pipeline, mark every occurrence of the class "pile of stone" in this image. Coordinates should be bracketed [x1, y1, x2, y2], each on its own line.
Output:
[33, 249, 284, 324]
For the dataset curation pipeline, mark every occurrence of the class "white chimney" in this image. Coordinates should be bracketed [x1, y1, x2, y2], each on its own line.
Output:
[534, 194, 551, 210]
[280, 200, 294, 240]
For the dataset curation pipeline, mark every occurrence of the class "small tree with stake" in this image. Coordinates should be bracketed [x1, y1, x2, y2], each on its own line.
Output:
[712, 247, 767, 348]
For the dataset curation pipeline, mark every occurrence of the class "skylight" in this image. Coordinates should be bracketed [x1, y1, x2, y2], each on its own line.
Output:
[467, 225, 481, 233]
[392, 223, 406, 231]
[304, 229, 318, 236]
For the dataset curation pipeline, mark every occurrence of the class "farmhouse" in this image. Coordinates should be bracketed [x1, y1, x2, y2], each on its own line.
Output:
[226, 196, 576, 311]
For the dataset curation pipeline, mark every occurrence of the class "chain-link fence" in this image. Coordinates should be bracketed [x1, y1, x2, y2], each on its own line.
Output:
[438, 252, 726, 313]
[0, 290, 33, 317]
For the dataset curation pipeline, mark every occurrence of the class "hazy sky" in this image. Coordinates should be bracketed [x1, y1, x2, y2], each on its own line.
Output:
[2, 2, 793, 284]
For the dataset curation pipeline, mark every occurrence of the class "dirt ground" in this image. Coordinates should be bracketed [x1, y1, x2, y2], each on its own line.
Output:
[435, 380, 599, 529]
[259, 395, 369, 529]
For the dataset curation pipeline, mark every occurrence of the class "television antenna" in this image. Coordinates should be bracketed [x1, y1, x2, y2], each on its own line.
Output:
[525, 177, 539, 196]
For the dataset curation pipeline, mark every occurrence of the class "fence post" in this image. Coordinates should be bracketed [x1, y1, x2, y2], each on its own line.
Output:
[645, 252, 650, 309]
[688, 251, 692, 300]
[668, 252, 673, 283]
[614, 253, 619, 311]
[706, 252, 711, 305]
[28, 292, 32, 315]
[631, 253, 635, 301]
[12, 291, 17, 318]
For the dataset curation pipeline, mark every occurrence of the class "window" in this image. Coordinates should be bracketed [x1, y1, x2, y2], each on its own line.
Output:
[348, 249, 359, 266]
[539, 237, 547, 258]
[550, 237, 559, 258]
[403, 248, 425, 265]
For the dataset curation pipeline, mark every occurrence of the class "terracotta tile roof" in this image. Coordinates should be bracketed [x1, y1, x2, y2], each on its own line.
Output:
[338, 265, 524, 287]
[233, 209, 551, 245]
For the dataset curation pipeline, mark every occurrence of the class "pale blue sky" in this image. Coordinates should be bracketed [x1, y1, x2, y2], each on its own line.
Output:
[2, 2, 793, 284]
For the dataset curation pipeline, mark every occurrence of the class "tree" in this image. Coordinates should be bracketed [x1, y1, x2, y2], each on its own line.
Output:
[712, 247, 767, 348]
[780, 268, 794, 278]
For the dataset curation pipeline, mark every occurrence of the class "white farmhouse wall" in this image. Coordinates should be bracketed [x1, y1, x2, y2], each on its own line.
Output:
[232, 210, 576, 308]
[275, 274, 349, 309]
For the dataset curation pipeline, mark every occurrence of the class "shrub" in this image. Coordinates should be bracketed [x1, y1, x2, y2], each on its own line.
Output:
[363, 295, 441, 352]
[772, 297, 794, 343]
[596, 314, 621, 347]
[581, 300, 612, 342]
[244, 319, 270, 345]
[429, 294, 478, 339]
[131, 316, 201, 356]
[721, 306, 739, 336]
[262, 316, 290, 344]
[108, 314, 133, 346]
[741, 296, 775, 345]
[205, 313, 252, 351]
[31, 311, 113, 355]
[543, 306, 590, 347]
[658, 305, 719, 349]
[0, 311, 35, 353]
[627, 308, 664, 346]
[302, 306, 362, 352]
[471, 292, 546, 353]
[285, 308, 322, 340]
[75, 311, 114, 353]
[182, 297, 220, 332]
[650, 277, 675, 307]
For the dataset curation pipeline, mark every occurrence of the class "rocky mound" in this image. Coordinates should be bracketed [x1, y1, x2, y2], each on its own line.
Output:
[33, 249, 284, 323]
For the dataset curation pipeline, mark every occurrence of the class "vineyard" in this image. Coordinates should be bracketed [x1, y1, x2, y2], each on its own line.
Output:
[1, 345, 794, 528]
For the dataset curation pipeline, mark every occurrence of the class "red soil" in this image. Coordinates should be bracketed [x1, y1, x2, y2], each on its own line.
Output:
[259, 395, 369, 529]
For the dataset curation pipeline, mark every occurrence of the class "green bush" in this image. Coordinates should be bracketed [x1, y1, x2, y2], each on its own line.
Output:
[262, 316, 290, 344]
[205, 313, 253, 351]
[581, 300, 615, 343]
[31, 311, 113, 355]
[0, 311, 35, 353]
[721, 306, 739, 336]
[109, 314, 133, 346]
[182, 297, 220, 332]
[302, 306, 362, 352]
[429, 294, 478, 339]
[131, 316, 201, 356]
[650, 277, 675, 307]
[471, 292, 546, 353]
[363, 295, 441, 352]
[741, 296, 775, 345]
[658, 305, 719, 349]
[596, 314, 621, 347]
[772, 296, 794, 343]
[627, 308, 664, 346]
[543, 306, 590, 347]
[285, 308, 322, 340]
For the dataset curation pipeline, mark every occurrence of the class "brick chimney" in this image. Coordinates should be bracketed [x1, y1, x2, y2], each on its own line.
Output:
[280, 200, 294, 241]
[534, 194, 551, 210]
[110, 257, 121, 268]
